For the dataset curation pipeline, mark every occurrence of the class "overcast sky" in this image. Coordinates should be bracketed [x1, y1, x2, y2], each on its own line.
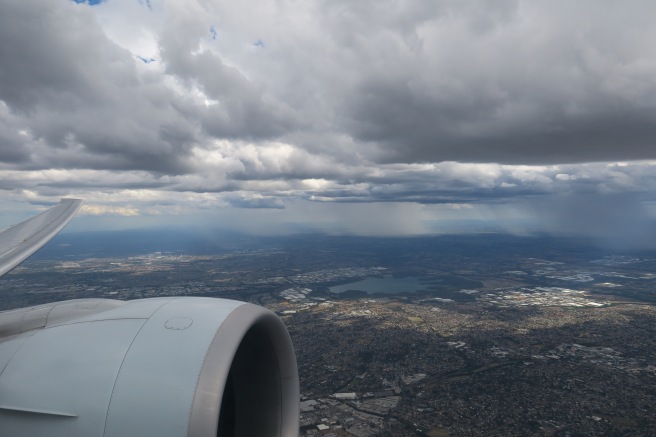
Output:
[2, 0, 656, 246]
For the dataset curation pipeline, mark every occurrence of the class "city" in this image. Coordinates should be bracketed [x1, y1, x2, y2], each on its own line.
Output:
[2, 232, 655, 436]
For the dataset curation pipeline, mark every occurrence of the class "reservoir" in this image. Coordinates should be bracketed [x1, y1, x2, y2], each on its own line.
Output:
[329, 276, 432, 295]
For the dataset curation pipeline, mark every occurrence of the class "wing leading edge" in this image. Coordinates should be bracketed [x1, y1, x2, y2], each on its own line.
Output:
[0, 199, 83, 277]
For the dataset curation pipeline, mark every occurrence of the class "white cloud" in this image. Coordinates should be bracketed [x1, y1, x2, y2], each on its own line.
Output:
[80, 205, 141, 216]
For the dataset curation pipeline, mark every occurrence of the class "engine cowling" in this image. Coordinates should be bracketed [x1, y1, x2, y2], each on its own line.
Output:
[0, 297, 299, 437]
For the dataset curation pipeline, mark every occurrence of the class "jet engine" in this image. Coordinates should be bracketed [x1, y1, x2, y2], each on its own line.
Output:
[0, 297, 299, 437]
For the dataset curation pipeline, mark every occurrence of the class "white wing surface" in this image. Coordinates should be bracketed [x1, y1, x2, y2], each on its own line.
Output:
[0, 198, 82, 277]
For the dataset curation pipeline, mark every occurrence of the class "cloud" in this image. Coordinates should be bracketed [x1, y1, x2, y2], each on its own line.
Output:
[80, 205, 141, 216]
[225, 195, 284, 209]
[2, 0, 656, 240]
[2, 1, 656, 174]
[0, 0, 202, 174]
[333, 1, 656, 164]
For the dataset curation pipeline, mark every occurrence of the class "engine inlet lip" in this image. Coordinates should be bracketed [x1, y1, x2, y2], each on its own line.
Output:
[187, 303, 299, 437]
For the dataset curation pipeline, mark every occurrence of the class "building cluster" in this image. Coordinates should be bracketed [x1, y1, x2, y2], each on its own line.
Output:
[474, 286, 610, 308]
[288, 295, 656, 436]
[289, 267, 386, 284]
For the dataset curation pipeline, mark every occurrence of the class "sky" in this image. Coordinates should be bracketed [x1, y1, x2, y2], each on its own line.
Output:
[1, 0, 656, 246]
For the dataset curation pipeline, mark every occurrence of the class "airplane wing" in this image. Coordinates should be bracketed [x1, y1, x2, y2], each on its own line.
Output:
[0, 198, 83, 277]
[0, 199, 300, 436]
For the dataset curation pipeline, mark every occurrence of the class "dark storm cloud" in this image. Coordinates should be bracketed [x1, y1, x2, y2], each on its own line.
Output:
[347, 80, 656, 165]
[329, 0, 656, 165]
[157, 4, 300, 140]
[0, 0, 199, 173]
[3, 0, 656, 175]
[0, 0, 296, 177]
[0, 109, 30, 163]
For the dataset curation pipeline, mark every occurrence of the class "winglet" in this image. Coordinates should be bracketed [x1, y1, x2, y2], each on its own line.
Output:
[0, 199, 83, 277]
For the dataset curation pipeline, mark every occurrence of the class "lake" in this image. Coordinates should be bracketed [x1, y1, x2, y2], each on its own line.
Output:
[329, 276, 432, 295]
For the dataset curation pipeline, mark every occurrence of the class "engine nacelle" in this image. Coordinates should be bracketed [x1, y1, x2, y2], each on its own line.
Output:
[0, 297, 299, 437]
